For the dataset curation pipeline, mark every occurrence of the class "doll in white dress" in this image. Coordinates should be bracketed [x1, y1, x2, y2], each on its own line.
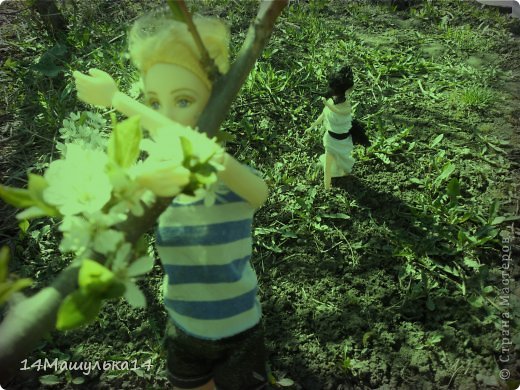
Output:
[308, 65, 370, 190]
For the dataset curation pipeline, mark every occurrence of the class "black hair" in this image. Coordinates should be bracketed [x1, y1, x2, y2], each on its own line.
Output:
[323, 64, 354, 104]
[350, 119, 370, 146]
[327, 119, 370, 146]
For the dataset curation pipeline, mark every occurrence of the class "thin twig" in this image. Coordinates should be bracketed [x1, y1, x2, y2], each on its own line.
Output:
[0, 134, 20, 145]
[0, 7, 31, 16]
[166, 0, 220, 82]
[108, 33, 125, 44]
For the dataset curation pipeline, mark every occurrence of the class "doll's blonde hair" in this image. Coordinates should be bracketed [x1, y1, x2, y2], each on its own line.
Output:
[128, 9, 230, 90]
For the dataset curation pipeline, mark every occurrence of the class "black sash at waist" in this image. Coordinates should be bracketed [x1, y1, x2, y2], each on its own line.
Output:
[328, 130, 351, 140]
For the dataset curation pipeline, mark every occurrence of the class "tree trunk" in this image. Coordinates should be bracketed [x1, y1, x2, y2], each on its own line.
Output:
[31, 0, 68, 40]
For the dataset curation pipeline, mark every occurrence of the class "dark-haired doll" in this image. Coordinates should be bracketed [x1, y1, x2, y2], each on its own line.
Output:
[307, 65, 370, 190]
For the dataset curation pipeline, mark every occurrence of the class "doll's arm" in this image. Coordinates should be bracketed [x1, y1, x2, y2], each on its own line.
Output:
[73, 69, 177, 136]
[323, 97, 351, 115]
[111, 92, 177, 134]
[217, 153, 269, 209]
[305, 112, 324, 132]
[74, 69, 267, 206]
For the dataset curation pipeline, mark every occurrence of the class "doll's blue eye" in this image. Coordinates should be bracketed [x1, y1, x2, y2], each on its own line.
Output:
[150, 101, 160, 110]
[177, 98, 192, 108]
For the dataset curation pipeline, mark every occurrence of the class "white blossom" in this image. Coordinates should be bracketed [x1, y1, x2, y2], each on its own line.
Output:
[43, 144, 112, 216]
[93, 229, 125, 255]
[59, 215, 91, 254]
[110, 243, 154, 308]
[58, 207, 127, 256]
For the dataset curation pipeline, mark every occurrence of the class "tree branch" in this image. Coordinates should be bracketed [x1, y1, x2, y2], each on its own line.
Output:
[0, 262, 80, 383]
[0, 0, 287, 385]
[200, 0, 288, 138]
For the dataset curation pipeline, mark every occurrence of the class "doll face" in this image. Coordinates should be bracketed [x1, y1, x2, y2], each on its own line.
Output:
[143, 63, 210, 127]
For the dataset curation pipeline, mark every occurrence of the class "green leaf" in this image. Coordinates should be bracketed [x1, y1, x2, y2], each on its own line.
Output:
[32, 44, 68, 78]
[277, 378, 295, 387]
[446, 178, 460, 199]
[342, 357, 352, 371]
[475, 225, 498, 240]
[0, 185, 34, 208]
[457, 230, 468, 243]
[72, 377, 85, 385]
[491, 215, 520, 225]
[18, 219, 30, 234]
[0, 278, 33, 306]
[455, 212, 473, 224]
[0, 176, 58, 220]
[375, 152, 391, 164]
[409, 177, 423, 185]
[127, 256, 154, 277]
[279, 229, 298, 239]
[488, 200, 500, 223]
[27, 174, 59, 217]
[321, 213, 351, 220]
[362, 331, 373, 347]
[430, 133, 444, 148]
[32, 62, 64, 78]
[108, 116, 142, 168]
[468, 295, 484, 308]
[79, 259, 116, 295]
[123, 281, 146, 308]
[0, 246, 9, 282]
[133, 368, 146, 378]
[16, 206, 53, 221]
[56, 289, 102, 330]
[39, 375, 62, 385]
[429, 332, 443, 344]
[491, 216, 505, 225]
[434, 163, 455, 186]
[463, 257, 480, 269]
[3, 57, 18, 70]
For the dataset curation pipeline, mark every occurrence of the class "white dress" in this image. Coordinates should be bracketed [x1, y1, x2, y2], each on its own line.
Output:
[319, 102, 355, 177]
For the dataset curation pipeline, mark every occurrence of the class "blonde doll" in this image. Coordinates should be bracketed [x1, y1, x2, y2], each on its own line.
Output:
[74, 10, 269, 390]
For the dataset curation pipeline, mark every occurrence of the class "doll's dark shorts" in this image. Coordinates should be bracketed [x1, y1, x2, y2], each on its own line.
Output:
[163, 321, 268, 390]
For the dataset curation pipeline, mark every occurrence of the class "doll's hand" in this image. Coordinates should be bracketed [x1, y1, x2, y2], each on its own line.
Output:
[73, 68, 118, 108]
[305, 112, 324, 133]
[305, 122, 318, 133]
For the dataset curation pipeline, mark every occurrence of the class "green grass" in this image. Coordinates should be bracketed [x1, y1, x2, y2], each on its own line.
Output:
[1, 0, 519, 388]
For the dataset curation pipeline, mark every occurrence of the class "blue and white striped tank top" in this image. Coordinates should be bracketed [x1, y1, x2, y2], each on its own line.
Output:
[156, 176, 262, 340]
